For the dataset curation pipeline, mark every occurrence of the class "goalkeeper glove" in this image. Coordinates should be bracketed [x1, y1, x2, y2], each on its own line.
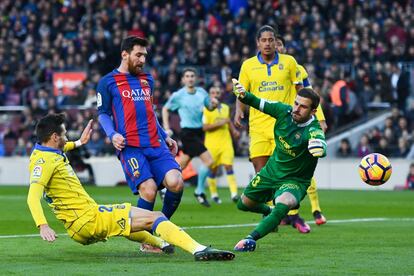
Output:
[232, 78, 246, 99]
[308, 138, 326, 157]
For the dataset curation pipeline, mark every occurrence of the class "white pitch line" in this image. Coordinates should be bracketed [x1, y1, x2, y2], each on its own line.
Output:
[1, 217, 413, 239]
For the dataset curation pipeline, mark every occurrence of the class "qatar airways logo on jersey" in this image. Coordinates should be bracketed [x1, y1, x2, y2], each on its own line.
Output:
[259, 81, 285, 92]
[121, 88, 151, 101]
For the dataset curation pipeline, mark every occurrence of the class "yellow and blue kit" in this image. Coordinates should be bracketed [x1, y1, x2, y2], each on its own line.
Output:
[27, 142, 131, 245]
[203, 103, 234, 167]
[239, 52, 324, 158]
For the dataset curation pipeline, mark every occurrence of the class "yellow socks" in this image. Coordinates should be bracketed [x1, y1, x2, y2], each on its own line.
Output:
[308, 178, 321, 213]
[226, 174, 238, 197]
[127, 231, 164, 248]
[207, 177, 218, 197]
[154, 219, 205, 254]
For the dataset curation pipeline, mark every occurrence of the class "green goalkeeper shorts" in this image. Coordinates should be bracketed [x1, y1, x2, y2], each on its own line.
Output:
[243, 174, 309, 204]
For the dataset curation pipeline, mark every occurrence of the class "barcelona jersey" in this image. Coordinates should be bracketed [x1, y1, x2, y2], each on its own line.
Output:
[97, 70, 163, 147]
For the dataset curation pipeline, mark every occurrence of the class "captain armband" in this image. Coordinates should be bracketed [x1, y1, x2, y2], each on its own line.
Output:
[308, 138, 326, 157]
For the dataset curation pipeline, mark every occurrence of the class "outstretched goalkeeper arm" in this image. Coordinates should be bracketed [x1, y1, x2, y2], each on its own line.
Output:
[231, 79, 286, 119]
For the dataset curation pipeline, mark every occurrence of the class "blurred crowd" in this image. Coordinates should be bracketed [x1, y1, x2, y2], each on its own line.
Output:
[337, 106, 414, 159]
[0, 0, 413, 157]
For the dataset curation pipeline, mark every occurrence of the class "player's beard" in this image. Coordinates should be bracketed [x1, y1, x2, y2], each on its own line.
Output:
[127, 57, 143, 75]
[57, 137, 66, 150]
[293, 112, 311, 124]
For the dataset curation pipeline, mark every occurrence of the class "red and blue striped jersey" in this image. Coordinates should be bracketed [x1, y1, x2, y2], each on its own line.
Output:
[97, 69, 165, 148]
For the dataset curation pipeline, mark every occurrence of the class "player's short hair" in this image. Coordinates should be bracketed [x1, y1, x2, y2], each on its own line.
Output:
[256, 25, 277, 40]
[36, 113, 66, 143]
[297, 88, 320, 110]
[121, 36, 149, 53]
[182, 67, 197, 77]
[275, 34, 285, 46]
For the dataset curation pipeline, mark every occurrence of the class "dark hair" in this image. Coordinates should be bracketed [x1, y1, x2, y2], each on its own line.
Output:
[182, 67, 197, 77]
[256, 25, 277, 40]
[120, 36, 149, 53]
[275, 34, 285, 46]
[297, 88, 320, 109]
[35, 113, 66, 143]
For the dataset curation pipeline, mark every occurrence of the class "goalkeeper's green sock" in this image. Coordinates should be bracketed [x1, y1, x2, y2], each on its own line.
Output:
[237, 200, 271, 216]
[247, 203, 290, 241]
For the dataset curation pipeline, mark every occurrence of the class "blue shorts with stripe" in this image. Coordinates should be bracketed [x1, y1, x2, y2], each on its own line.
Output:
[118, 141, 181, 194]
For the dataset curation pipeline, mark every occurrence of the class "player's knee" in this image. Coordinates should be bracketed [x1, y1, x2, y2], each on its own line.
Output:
[224, 165, 233, 173]
[237, 198, 250, 212]
[307, 184, 316, 194]
[138, 184, 157, 202]
[165, 175, 184, 193]
[275, 192, 297, 208]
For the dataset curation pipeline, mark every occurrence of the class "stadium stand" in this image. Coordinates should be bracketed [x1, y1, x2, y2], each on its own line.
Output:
[0, 0, 413, 157]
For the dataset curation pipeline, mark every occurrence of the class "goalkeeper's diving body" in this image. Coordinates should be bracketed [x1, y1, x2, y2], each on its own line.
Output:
[231, 79, 327, 252]
[27, 113, 235, 261]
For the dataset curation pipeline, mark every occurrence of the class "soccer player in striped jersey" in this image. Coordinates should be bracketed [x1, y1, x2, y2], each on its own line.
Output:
[27, 113, 235, 261]
[231, 80, 326, 252]
[275, 34, 328, 227]
[97, 36, 183, 252]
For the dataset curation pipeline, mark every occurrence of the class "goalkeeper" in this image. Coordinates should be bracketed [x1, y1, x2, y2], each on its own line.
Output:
[231, 79, 327, 252]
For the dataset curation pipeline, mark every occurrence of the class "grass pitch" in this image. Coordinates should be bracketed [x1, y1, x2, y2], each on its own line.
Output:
[0, 186, 413, 275]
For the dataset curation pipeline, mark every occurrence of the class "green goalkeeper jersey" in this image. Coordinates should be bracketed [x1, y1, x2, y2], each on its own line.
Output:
[241, 92, 326, 186]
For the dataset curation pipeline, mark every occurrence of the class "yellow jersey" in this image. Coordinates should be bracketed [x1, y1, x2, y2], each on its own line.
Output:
[28, 142, 96, 226]
[203, 103, 232, 148]
[239, 52, 302, 134]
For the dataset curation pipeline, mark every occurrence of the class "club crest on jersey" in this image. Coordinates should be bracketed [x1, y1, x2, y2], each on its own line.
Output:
[279, 64, 284, 70]
[133, 170, 140, 178]
[141, 80, 149, 87]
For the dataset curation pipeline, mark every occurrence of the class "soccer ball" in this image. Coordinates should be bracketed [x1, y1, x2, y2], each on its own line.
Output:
[358, 153, 392, 186]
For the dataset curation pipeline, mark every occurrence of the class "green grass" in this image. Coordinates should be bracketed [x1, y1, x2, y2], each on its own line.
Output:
[1, 186, 414, 275]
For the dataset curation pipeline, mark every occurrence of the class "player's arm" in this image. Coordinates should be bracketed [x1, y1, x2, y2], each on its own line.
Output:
[232, 79, 284, 119]
[202, 110, 230, 132]
[96, 79, 125, 151]
[63, 120, 93, 152]
[307, 127, 327, 158]
[162, 93, 178, 136]
[27, 161, 57, 242]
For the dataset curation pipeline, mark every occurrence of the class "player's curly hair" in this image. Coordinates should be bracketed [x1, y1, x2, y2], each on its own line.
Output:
[35, 113, 66, 143]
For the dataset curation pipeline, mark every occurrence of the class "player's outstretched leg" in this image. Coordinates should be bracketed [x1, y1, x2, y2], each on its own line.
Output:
[235, 202, 290, 252]
[130, 207, 234, 261]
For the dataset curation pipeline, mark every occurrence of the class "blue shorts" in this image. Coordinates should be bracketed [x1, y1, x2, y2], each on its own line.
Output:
[118, 142, 181, 195]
